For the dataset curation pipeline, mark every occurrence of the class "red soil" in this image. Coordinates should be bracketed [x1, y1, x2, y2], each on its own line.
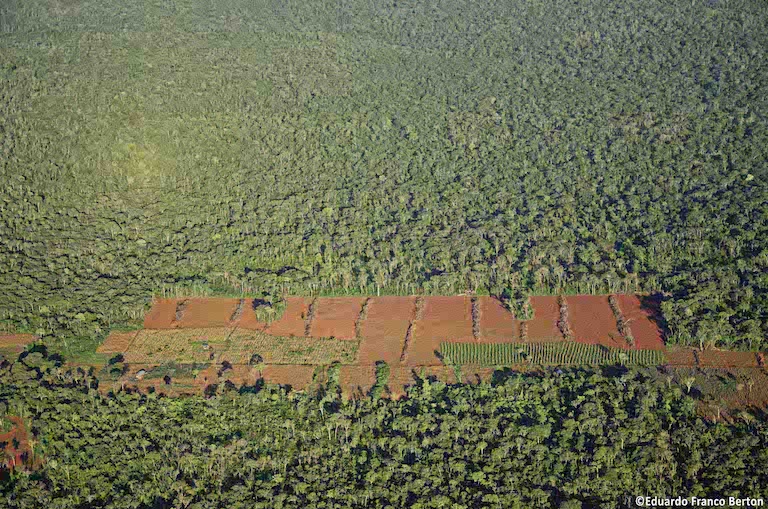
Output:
[697, 351, 760, 368]
[0, 334, 38, 348]
[339, 365, 377, 395]
[0, 417, 34, 473]
[259, 364, 316, 390]
[525, 296, 563, 342]
[565, 295, 624, 348]
[175, 298, 241, 328]
[309, 297, 366, 340]
[97, 331, 139, 354]
[615, 294, 665, 350]
[408, 296, 474, 365]
[357, 296, 416, 364]
[143, 299, 177, 329]
[231, 299, 268, 330]
[264, 297, 312, 337]
[477, 296, 520, 342]
[665, 349, 697, 366]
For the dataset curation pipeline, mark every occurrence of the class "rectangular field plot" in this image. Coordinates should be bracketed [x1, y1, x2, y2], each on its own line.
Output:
[97, 331, 139, 353]
[260, 365, 317, 391]
[175, 298, 241, 328]
[220, 329, 359, 365]
[143, 299, 177, 329]
[615, 294, 665, 350]
[414, 296, 474, 341]
[309, 297, 366, 340]
[123, 328, 232, 364]
[525, 296, 563, 342]
[264, 297, 312, 337]
[230, 299, 268, 330]
[357, 296, 416, 364]
[440, 342, 666, 366]
[477, 296, 520, 342]
[0, 334, 38, 348]
[565, 295, 624, 348]
[409, 296, 474, 365]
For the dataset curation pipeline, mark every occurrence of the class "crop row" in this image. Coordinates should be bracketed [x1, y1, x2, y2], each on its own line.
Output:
[440, 342, 666, 366]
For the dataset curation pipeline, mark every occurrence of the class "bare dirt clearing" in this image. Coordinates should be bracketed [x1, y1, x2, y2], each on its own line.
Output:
[525, 296, 563, 342]
[309, 297, 366, 340]
[357, 296, 416, 364]
[408, 296, 473, 365]
[264, 297, 312, 337]
[565, 295, 624, 348]
[615, 294, 666, 350]
[477, 296, 520, 342]
[175, 298, 241, 328]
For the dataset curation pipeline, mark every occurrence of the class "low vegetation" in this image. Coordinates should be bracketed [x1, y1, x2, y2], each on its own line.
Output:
[440, 342, 666, 366]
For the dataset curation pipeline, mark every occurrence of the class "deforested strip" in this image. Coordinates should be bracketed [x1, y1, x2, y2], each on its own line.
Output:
[400, 296, 424, 363]
[229, 299, 246, 323]
[471, 296, 480, 341]
[355, 298, 371, 340]
[608, 294, 635, 347]
[304, 297, 318, 336]
[174, 299, 190, 323]
[557, 295, 574, 341]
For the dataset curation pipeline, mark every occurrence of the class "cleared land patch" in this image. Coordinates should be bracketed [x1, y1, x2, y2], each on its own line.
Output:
[221, 328, 359, 365]
[615, 294, 665, 350]
[175, 298, 241, 328]
[143, 298, 177, 328]
[309, 297, 366, 340]
[477, 296, 520, 342]
[97, 331, 139, 354]
[119, 327, 358, 366]
[264, 297, 312, 337]
[525, 296, 563, 342]
[357, 296, 416, 364]
[408, 296, 473, 365]
[0, 334, 38, 349]
[122, 328, 232, 364]
[565, 295, 624, 348]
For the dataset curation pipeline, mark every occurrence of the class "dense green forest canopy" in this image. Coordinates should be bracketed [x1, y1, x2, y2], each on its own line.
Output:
[1, 350, 766, 508]
[0, 0, 767, 348]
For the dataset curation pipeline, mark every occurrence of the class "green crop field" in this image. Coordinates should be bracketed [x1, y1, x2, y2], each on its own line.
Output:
[440, 341, 666, 366]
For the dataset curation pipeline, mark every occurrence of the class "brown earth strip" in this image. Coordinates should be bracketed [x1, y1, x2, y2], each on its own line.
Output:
[615, 294, 665, 350]
[175, 298, 240, 328]
[143, 299, 178, 329]
[476, 296, 520, 342]
[408, 296, 473, 365]
[97, 331, 140, 354]
[525, 296, 563, 342]
[697, 351, 760, 368]
[264, 297, 311, 337]
[0, 334, 38, 348]
[357, 296, 416, 365]
[309, 297, 367, 340]
[565, 295, 624, 348]
[0, 416, 35, 473]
